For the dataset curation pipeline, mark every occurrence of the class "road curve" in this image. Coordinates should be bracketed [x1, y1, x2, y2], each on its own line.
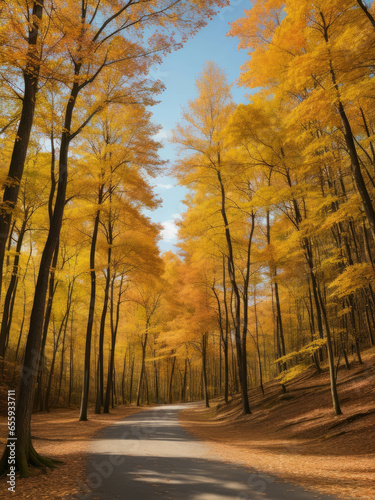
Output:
[77, 404, 339, 500]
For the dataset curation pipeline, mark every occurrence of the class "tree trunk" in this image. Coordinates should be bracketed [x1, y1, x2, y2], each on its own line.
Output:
[104, 274, 123, 413]
[0, 67, 77, 474]
[0, 216, 27, 358]
[35, 241, 59, 412]
[168, 355, 176, 404]
[0, 1, 44, 298]
[154, 351, 159, 403]
[95, 247, 111, 414]
[129, 357, 134, 405]
[217, 168, 250, 414]
[321, 11, 375, 243]
[202, 334, 209, 408]
[121, 349, 127, 404]
[79, 206, 101, 421]
[317, 286, 342, 415]
[181, 358, 188, 402]
[356, 0, 375, 29]
[136, 330, 148, 406]
[68, 310, 74, 407]
[253, 286, 264, 395]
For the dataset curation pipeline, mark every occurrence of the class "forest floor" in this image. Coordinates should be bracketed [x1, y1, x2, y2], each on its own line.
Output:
[180, 347, 375, 500]
[0, 349, 373, 499]
[0, 405, 146, 499]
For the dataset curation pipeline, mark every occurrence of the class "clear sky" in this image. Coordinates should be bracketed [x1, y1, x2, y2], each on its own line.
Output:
[146, 0, 251, 252]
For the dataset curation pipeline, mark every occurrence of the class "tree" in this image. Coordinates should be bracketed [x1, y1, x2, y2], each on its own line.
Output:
[0, 0, 226, 476]
[0, 1, 45, 296]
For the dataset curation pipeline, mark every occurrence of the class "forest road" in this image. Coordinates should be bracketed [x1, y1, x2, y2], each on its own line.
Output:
[80, 404, 339, 500]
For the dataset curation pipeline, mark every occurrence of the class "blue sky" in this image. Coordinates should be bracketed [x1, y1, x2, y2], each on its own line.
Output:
[146, 0, 251, 252]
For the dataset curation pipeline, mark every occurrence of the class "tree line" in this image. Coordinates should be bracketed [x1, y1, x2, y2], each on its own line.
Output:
[0, 0, 375, 480]
[0, 0, 225, 477]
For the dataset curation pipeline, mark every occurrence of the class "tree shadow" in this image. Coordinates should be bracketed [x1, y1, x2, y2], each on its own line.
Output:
[76, 407, 338, 500]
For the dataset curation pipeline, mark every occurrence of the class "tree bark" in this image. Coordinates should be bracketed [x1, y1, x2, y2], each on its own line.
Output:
[217, 168, 250, 414]
[168, 355, 176, 404]
[136, 330, 148, 406]
[95, 243, 111, 414]
[0, 1, 44, 298]
[104, 274, 123, 413]
[79, 207, 100, 420]
[356, 0, 375, 29]
[202, 334, 209, 408]
[0, 216, 28, 357]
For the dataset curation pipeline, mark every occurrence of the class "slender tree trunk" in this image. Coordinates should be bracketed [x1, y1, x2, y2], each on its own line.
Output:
[44, 334, 59, 413]
[55, 300, 71, 405]
[45, 295, 70, 411]
[136, 330, 148, 406]
[181, 358, 188, 402]
[95, 248, 111, 414]
[121, 349, 127, 404]
[241, 211, 255, 410]
[104, 274, 123, 413]
[202, 334, 209, 408]
[35, 241, 59, 412]
[168, 355, 176, 404]
[317, 286, 342, 415]
[217, 168, 250, 414]
[223, 257, 229, 403]
[153, 351, 159, 403]
[253, 286, 264, 395]
[0, 216, 27, 358]
[129, 357, 134, 405]
[14, 288, 27, 364]
[68, 310, 74, 407]
[79, 204, 101, 421]
[356, 0, 375, 29]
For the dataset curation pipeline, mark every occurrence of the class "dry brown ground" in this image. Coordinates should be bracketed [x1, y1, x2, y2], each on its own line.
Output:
[0, 405, 145, 499]
[180, 348, 375, 500]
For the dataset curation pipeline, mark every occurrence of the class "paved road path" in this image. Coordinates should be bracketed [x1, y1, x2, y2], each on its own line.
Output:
[80, 404, 339, 500]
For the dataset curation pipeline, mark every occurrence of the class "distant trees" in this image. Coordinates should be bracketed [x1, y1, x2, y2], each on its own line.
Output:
[168, 0, 375, 416]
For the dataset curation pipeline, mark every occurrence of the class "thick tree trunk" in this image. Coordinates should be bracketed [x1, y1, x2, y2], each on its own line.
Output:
[0, 1, 44, 298]
[0, 74, 74, 475]
[320, 11, 375, 243]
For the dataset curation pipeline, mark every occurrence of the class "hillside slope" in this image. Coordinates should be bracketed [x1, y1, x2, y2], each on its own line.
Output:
[180, 348, 375, 500]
